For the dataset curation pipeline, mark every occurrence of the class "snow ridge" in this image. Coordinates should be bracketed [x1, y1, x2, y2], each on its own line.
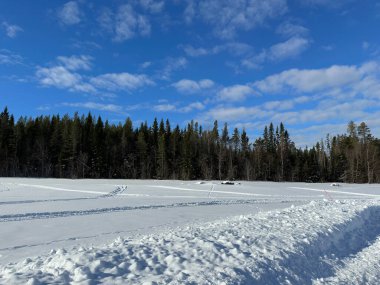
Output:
[1, 200, 380, 284]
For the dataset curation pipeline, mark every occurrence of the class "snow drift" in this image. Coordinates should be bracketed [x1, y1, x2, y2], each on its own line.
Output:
[1, 199, 380, 285]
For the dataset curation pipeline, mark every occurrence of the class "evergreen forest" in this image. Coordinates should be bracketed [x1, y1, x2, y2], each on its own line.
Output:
[1, 107, 379, 183]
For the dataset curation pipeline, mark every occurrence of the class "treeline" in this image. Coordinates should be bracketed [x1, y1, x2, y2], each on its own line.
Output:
[0, 107, 379, 183]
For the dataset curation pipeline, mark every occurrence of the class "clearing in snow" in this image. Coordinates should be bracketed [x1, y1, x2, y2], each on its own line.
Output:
[0, 178, 380, 284]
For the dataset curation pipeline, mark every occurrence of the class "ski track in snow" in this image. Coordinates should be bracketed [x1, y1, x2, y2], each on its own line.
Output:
[17, 183, 110, 195]
[0, 199, 291, 223]
[146, 185, 278, 197]
[1, 200, 380, 285]
[288, 186, 380, 198]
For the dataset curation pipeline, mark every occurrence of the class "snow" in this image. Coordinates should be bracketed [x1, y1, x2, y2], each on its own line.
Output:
[0, 179, 380, 284]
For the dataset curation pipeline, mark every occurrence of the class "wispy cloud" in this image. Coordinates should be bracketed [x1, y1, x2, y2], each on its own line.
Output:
[241, 22, 310, 69]
[242, 36, 311, 69]
[182, 42, 252, 57]
[36, 66, 96, 93]
[184, 0, 196, 24]
[58, 1, 81, 26]
[90, 73, 154, 91]
[253, 62, 377, 94]
[154, 101, 205, 113]
[196, 0, 288, 39]
[160, 57, 188, 80]
[299, 0, 353, 8]
[139, 0, 165, 14]
[36, 55, 154, 94]
[140, 61, 152, 69]
[204, 106, 268, 122]
[268, 37, 311, 61]
[57, 55, 93, 71]
[99, 4, 151, 42]
[197, 61, 380, 146]
[178, 102, 205, 113]
[0, 49, 23, 65]
[172, 79, 214, 93]
[217, 85, 257, 102]
[276, 22, 309, 38]
[62, 102, 124, 113]
[2, 22, 23, 38]
[362, 41, 380, 57]
[154, 104, 176, 112]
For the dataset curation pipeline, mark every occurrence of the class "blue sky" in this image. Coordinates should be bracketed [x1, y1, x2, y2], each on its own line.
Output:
[1, 0, 380, 146]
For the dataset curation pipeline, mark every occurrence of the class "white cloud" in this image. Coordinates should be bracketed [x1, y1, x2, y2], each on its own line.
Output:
[57, 55, 93, 71]
[197, 0, 288, 39]
[183, 46, 210, 57]
[115, 5, 141, 40]
[139, 0, 165, 13]
[253, 63, 374, 94]
[58, 1, 81, 25]
[160, 57, 188, 80]
[178, 102, 205, 113]
[0, 49, 23, 65]
[153, 101, 205, 113]
[322, 45, 335, 51]
[299, 0, 353, 8]
[36, 66, 96, 93]
[242, 36, 311, 68]
[2, 22, 23, 38]
[182, 42, 252, 57]
[361, 41, 380, 57]
[262, 100, 293, 111]
[154, 104, 176, 112]
[62, 102, 123, 113]
[140, 61, 152, 69]
[36, 66, 80, 89]
[196, 61, 380, 147]
[276, 22, 309, 38]
[201, 97, 380, 147]
[172, 79, 214, 93]
[90, 73, 154, 91]
[36, 55, 154, 94]
[184, 0, 196, 24]
[269, 100, 379, 125]
[205, 106, 268, 122]
[99, 4, 151, 42]
[217, 85, 256, 102]
[268, 36, 310, 61]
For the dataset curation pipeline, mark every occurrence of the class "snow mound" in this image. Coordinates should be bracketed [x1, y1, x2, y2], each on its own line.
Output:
[100, 185, 127, 198]
[221, 181, 241, 185]
[1, 200, 380, 284]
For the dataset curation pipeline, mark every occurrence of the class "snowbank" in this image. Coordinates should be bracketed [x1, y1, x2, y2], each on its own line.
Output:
[1, 199, 380, 284]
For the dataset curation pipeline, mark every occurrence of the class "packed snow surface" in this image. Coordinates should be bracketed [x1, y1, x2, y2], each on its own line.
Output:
[0, 179, 380, 284]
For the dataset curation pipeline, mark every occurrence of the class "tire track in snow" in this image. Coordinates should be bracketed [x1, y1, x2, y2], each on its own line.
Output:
[0, 199, 291, 223]
[0, 197, 96, 206]
[289, 186, 380, 198]
[146, 185, 277, 197]
[17, 183, 109, 195]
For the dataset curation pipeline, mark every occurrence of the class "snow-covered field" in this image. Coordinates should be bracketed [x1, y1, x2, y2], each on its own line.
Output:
[0, 179, 380, 284]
